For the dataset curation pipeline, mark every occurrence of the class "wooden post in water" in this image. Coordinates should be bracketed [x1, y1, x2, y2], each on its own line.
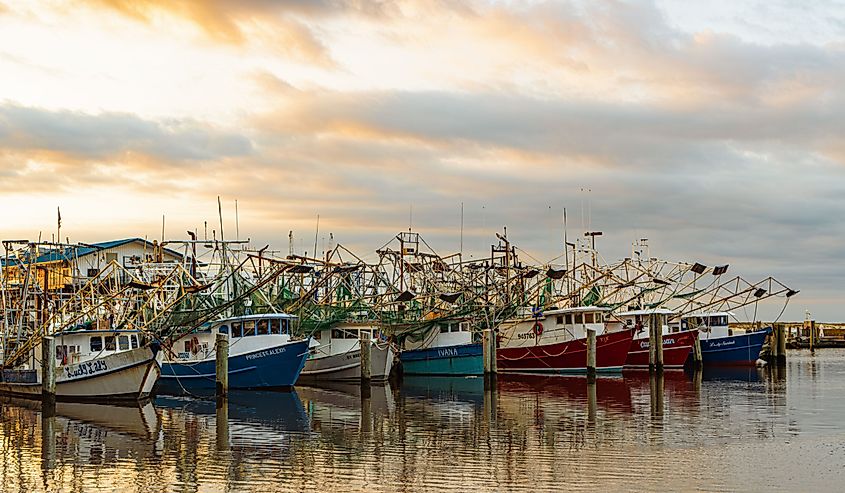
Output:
[654, 313, 664, 371]
[648, 314, 656, 371]
[360, 330, 371, 382]
[41, 336, 56, 412]
[809, 320, 816, 354]
[777, 323, 787, 366]
[490, 329, 497, 374]
[215, 332, 228, 397]
[691, 332, 703, 367]
[586, 328, 597, 382]
[482, 329, 491, 374]
[769, 324, 780, 363]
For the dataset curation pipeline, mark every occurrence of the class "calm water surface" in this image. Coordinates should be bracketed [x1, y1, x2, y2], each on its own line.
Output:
[1, 350, 844, 492]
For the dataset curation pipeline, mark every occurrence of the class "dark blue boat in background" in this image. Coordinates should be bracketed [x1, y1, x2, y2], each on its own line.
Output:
[682, 312, 770, 365]
[158, 314, 311, 395]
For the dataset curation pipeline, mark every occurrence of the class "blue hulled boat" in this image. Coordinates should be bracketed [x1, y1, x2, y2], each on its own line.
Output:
[158, 313, 311, 394]
[681, 312, 769, 365]
[399, 321, 484, 376]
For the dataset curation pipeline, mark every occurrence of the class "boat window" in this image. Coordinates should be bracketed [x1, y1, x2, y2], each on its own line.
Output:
[584, 313, 595, 324]
[68, 345, 76, 354]
[184, 341, 192, 353]
[313, 330, 321, 340]
[596, 313, 604, 323]
[574, 313, 583, 324]
[626, 319, 633, 326]
[257, 320, 269, 335]
[681, 320, 688, 330]
[440, 324, 449, 333]
[243, 321, 255, 337]
[56, 345, 66, 360]
[332, 329, 344, 339]
[131, 335, 139, 349]
[232, 322, 242, 337]
[348, 330, 359, 339]
[118, 335, 130, 350]
[90, 336, 102, 352]
[282, 319, 290, 334]
[556, 316, 563, 325]
[218, 324, 229, 334]
[105, 336, 116, 351]
[565, 314, 573, 324]
[451, 324, 461, 333]
[270, 319, 281, 334]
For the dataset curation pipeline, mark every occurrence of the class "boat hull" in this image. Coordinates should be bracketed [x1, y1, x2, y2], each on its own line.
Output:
[158, 339, 310, 393]
[299, 345, 394, 382]
[0, 346, 161, 402]
[497, 328, 634, 373]
[400, 343, 484, 376]
[700, 329, 769, 365]
[625, 329, 698, 369]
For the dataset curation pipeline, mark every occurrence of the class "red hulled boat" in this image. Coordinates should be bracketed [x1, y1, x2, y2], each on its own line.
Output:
[496, 310, 635, 373]
[624, 329, 698, 369]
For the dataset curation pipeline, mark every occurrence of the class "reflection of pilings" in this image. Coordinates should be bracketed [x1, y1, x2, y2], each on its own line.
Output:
[360, 388, 372, 433]
[483, 376, 497, 428]
[649, 373, 664, 417]
[42, 336, 56, 415]
[692, 367, 702, 396]
[586, 379, 597, 425]
[216, 397, 229, 451]
[40, 413, 56, 472]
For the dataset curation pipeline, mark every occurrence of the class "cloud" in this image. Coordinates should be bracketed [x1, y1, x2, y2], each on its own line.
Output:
[0, 103, 253, 163]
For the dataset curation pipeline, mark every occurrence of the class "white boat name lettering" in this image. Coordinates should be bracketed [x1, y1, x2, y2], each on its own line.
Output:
[639, 338, 676, 349]
[245, 347, 286, 360]
[709, 339, 736, 348]
[438, 348, 459, 358]
[64, 360, 108, 379]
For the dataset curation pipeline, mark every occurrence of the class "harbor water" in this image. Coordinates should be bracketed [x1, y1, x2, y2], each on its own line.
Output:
[1, 350, 843, 492]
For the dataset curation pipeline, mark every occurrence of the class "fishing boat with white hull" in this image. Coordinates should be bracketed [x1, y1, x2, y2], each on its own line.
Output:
[158, 313, 310, 394]
[0, 329, 162, 402]
[299, 323, 394, 382]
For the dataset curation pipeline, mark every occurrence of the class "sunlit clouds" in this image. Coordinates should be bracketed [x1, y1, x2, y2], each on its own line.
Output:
[1, 0, 844, 318]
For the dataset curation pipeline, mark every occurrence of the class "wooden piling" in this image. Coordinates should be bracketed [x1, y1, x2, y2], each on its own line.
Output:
[691, 333, 703, 367]
[360, 330, 371, 382]
[41, 336, 56, 411]
[648, 314, 656, 371]
[768, 324, 780, 363]
[809, 320, 816, 354]
[215, 332, 228, 397]
[586, 328, 597, 382]
[482, 329, 490, 374]
[776, 323, 787, 366]
[654, 314, 664, 371]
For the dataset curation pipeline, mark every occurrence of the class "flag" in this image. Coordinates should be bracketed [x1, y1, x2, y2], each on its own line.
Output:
[57, 207, 61, 228]
[712, 265, 729, 275]
[691, 262, 707, 274]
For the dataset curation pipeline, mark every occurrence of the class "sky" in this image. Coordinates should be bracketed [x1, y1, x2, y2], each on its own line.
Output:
[0, 0, 843, 320]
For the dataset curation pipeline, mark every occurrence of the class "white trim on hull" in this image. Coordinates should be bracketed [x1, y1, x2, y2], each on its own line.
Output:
[0, 346, 161, 402]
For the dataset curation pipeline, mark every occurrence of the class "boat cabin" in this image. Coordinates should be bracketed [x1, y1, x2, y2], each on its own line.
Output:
[680, 312, 733, 339]
[169, 313, 297, 362]
[310, 323, 383, 358]
[501, 306, 610, 348]
[614, 308, 675, 338]
[53, 329, 143, 366]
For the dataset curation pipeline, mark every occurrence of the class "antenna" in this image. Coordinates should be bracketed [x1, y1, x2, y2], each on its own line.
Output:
[313, 214, 320, 259]
[235, 199, 240, 241]
[460, 202, 464, 259]
[409, 204, 413, 232]
[289, 230, 294, 257]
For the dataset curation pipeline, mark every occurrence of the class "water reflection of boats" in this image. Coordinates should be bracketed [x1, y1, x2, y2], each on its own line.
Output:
[1, 395, 161, 466]
[297, 382, 395, 429]
[154, 390, 310, 433]
[497, 374, 633, 414]
[400, 375, 485, 405]
[701, 366, 763, 382]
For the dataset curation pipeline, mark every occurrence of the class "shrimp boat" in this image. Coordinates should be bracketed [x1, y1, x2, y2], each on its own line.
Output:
[496, 307, 634, 373]
[614, 309, 698, 369]
[158, 313, 310, 393]
[0, 329, 162, 402]
[681, 312, 769, 365]
[299, 323, 394, 382]
[399, 320, 484, 376]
